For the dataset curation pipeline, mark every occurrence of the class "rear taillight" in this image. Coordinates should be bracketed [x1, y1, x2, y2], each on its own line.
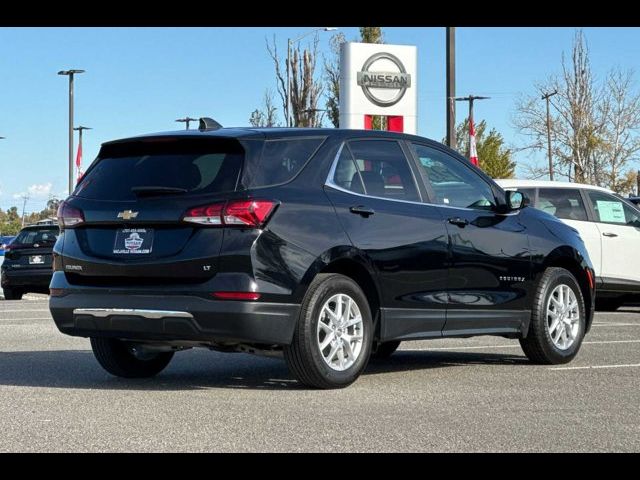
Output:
[57, 201, 85, 228]
[182, 200, 277, 228]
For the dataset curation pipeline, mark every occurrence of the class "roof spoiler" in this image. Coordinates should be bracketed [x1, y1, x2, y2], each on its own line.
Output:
[199, 117, 223, 131]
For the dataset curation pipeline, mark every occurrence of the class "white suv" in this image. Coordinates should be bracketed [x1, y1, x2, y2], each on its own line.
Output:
[497, 179, 640, 311]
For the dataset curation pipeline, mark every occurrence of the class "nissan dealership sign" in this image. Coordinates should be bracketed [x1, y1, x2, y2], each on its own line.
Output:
[340, 42, 417, 133]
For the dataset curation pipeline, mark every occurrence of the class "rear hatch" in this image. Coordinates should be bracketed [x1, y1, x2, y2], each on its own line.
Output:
[5, 227, 58, 269]
[61, 136, 250, 286]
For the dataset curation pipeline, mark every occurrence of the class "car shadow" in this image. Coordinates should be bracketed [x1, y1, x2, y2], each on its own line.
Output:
[0, 348, 529, 392]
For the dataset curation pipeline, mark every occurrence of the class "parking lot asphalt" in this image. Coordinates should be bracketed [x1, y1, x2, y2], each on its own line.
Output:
[0, 295, 638, 452]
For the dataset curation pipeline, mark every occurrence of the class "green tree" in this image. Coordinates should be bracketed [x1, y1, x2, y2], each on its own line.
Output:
[453, 119, 516, 179]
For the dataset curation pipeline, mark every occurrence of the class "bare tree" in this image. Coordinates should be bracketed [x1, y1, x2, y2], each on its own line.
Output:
[514, 31, 640, 192]
[266, 35, 324, 128]
[324, 32, 345, 128]
[249, 89, 280, 127]
[598, 69, 640, 192]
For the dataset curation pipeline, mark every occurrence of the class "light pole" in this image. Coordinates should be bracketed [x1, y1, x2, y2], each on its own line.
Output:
[446, 27, 456, 150]
[176, 117, 197, 130]
[73, 126, 92, 183]
[58, 69, 85, 195]
[542, 90, 558, 181]
[286, 27, 337, 127]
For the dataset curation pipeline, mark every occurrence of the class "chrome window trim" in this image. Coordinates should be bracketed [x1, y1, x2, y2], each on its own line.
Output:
[324, 142, 492, 212]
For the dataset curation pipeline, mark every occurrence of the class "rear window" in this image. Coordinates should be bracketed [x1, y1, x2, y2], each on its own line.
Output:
[15, 228, 59, 246]
[242, 138, 324, 188]
[74, 138, 244, 200]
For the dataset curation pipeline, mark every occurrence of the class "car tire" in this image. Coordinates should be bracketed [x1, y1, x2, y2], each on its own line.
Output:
[284, 273, 373, 389]
[3, 288, 23, 300]
[371, 340, 401, 359]
[595, 298, 624, 312]
[520, 267, 586, 364]
[90, 337, 174, 378]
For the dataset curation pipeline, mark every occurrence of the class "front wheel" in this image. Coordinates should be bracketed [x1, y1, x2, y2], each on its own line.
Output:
[520, 267, 586, 364]
[90, 337, 174, 378]
[284, 273, 373, 389]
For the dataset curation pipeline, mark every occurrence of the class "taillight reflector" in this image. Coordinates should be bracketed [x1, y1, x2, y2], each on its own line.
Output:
[211, 291, 261, 301]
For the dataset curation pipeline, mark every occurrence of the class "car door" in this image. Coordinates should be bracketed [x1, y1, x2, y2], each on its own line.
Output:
[535, 187, 602, 276]
[585, 190, 640, 289]
[324, 138, 449, 341]
[409, 142, 531, 337]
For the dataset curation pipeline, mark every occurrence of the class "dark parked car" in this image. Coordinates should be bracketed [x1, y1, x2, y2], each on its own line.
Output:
[2, 225, 59, 300]
[49, 124, 595, 388]
[628, 196, 640, 207]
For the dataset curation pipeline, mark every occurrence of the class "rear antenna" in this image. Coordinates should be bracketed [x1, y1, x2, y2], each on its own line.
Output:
[199, 117, 223, 131]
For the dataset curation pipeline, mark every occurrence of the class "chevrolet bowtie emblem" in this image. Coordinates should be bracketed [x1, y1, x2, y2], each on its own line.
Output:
[117, 210, 139, 220]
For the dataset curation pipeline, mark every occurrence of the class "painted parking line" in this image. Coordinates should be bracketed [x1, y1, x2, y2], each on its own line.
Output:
[0, 308, 49, 314]
[402, 339, 640, 351]
[0, 317, 53, 320]
[549, 363, 640, 371]
[592, 323, 640, 327]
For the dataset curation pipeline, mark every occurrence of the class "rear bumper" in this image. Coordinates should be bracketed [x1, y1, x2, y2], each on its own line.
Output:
[1, 267, 52, 288]
[49, 292, 300, 345]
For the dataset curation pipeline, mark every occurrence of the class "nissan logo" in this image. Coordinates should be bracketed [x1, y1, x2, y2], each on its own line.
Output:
[356, 52, 411, 107]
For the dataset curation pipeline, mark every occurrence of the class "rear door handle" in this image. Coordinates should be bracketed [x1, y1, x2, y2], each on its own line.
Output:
[350, 205, 375, 217]
[602, 232, 618, 237]
[448, 217, 470, 228]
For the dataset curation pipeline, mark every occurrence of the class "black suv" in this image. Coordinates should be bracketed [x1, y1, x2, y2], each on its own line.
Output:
[50, 125, 595, 388]
[2, 225, 59, 300]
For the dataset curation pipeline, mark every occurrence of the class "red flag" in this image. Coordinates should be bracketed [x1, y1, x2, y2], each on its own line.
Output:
[469, 118, 479, 167]
[75, 139, 83, 181]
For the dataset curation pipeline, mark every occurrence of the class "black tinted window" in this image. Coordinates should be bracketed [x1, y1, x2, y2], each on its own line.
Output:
[538, 188, 588, 221]
[74, 139, 243, 201]
[346, 140, 420, 201]
[244, 138, 324, 188]
[412, 144, 496, 209]
[15, 228, 59, 245]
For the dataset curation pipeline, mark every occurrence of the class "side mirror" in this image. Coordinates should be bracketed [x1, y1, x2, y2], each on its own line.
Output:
[506, 190, 527, 211]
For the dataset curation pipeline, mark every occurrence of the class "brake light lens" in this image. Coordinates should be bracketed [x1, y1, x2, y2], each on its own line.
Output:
[182, 203, 224, 225]
[57, 201, 85, 228]
[211, 291, 261, 301]
[182, 200, 277, 228]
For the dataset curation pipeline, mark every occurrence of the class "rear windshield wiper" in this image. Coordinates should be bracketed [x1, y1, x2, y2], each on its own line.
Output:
[131, 186, 188, 196]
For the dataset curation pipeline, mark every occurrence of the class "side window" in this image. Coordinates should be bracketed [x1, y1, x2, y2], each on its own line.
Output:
[411, 143, 496, 209]
[332, 146, 364, 193]
[537, 188, 588, 221]
[345, 140, 420, 201]
[588, 191, 640, 227]
[245, 138, 324, 187]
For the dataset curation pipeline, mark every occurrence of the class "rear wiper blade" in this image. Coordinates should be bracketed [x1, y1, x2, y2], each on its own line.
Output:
[131, 186, 188, 196]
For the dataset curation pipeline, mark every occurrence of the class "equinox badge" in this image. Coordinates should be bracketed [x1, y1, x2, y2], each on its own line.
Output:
[117, 210, 139, 220]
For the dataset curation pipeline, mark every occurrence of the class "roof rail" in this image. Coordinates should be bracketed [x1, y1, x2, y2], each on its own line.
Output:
[199, 117, 223, 131]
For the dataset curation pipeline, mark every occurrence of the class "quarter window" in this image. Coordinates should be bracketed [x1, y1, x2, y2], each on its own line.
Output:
[335, 140, 420, 202]
[537, 188, 588, 221]
[411, 143, 496, 210]
[587, 191, 640, 226]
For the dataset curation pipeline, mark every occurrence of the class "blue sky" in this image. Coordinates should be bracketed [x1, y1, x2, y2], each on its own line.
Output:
[1, 27, 639, 213]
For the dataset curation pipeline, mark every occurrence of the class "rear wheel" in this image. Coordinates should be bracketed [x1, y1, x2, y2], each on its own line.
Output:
[520, 267, 586, 364]
[371, 340, 401, 359]
[3, 288, 23, 300]
[90, 337, 174, 378]
[284, 273, 373, 389]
